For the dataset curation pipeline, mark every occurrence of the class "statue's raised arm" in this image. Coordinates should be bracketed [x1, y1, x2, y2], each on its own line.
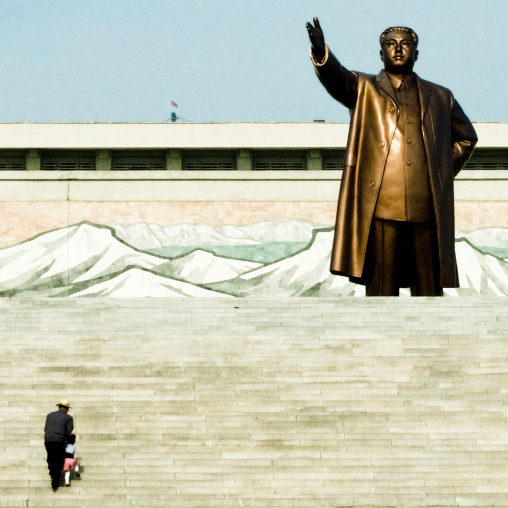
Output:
[305, 17, 326, 62]
[305, 17, 358, 109]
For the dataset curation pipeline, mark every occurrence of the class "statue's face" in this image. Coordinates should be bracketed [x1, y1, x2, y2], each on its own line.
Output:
[380, 31, 418, 74]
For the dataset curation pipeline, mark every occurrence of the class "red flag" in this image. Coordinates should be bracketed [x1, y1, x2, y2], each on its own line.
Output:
[171, 101, 178, 107]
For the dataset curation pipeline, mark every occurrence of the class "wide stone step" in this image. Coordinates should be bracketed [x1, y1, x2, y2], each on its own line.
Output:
[0, 297, 507, 506]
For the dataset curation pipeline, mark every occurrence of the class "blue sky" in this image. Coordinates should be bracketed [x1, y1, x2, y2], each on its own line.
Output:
[0, 0, 506, 122]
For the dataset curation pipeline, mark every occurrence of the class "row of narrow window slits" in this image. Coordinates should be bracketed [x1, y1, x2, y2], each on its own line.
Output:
[108, 162, 166, 170]
[0, 156, 344, 171]
[0, 161, 167, 170]
[0, 162, 26, 170]
[2, 162, 508, 170]
[8, 161, 507, 170]
[42, 162, 96, 171]
[184, 162, 236, 171]
[465, 162, 508, 170]
[0, 153, 506, 171]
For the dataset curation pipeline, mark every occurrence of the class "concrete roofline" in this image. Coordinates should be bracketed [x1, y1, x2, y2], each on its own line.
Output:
[0, 122, 505, 149]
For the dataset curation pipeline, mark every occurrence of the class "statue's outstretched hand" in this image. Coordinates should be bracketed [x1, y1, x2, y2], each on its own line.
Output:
[306, 17, 326, 60]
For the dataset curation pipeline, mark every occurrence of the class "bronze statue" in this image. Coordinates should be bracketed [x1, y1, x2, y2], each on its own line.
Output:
[306, 18, 478, 296]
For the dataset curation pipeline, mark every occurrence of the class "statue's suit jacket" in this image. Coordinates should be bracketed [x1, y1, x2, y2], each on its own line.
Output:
[313, 49, 478, 288]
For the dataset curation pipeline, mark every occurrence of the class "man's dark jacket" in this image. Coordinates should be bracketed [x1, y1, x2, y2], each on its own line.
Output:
[313, 48, 478, 287]
[44, 410, 73, 442]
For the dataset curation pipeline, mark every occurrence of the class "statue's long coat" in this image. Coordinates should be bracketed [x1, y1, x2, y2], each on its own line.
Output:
[314, 50, 478, 288]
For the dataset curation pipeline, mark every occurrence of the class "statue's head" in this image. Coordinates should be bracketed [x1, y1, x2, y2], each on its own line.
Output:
[379, 27, 419, 74]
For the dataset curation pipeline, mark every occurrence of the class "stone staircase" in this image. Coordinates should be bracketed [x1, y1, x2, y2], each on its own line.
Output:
[0, 297, 507, 507]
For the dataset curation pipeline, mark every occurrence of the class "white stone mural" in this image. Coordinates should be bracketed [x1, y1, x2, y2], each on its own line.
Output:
[0, 220, 506, 297]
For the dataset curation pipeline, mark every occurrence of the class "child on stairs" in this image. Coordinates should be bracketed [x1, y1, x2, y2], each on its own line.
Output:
[62, 434, 80, 487]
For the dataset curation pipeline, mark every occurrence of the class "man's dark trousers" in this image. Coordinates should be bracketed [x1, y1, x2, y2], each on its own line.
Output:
[45, 441, 65, 488]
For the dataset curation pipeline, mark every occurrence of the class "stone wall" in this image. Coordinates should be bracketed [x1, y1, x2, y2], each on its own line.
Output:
[0, 170, 507, 297]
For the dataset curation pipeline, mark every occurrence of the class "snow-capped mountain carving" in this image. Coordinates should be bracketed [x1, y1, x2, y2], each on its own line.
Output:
[71, 267, 230, 298]
[0, 222, 168, 295]
[112, 223, 260, 249]
[453, 238, 508, 296]
[216, 220, 322, 243]
[0, 221, 506, 298]
[456, 227, 508, 249]
[209, 230, 508, 297]
[111, 219, 321, 250]
[161, 250, 262, 284]
[456, 228, 508, 260]
[0, 222, 244, 297]
[207, 229, 357, 297]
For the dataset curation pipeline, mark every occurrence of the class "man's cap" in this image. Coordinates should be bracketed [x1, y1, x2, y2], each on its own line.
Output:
[56, 399, 72, 408]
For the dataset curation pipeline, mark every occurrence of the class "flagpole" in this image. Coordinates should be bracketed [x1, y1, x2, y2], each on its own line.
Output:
[166, 101, 179, 122]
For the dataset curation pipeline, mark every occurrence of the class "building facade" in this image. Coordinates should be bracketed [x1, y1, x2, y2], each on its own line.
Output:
[0, 122, 507, 297]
